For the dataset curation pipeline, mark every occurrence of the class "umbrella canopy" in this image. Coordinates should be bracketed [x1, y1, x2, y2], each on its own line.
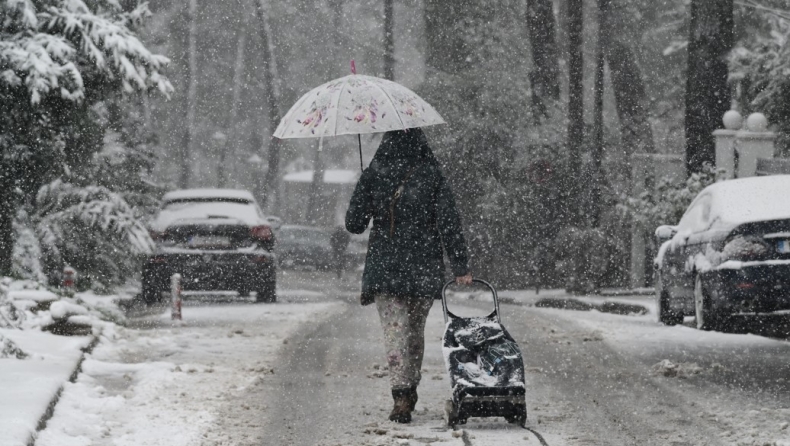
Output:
[273, 74, 445, 139]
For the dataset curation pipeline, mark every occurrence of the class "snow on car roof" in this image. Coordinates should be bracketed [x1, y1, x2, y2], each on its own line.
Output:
[282, 169, 359, 184]
[708, 175, 790, 225]
[162, 189, 256, 203]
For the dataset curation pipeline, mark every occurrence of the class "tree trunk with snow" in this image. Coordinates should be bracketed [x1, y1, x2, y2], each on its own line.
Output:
[181, 0, 199, 189]
[525, 0, 560, 120]
[685, 0, 733, 174]
[255, 0, 283, 212]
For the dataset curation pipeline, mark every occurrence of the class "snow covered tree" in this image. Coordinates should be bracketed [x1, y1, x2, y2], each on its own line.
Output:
[35, 180, 155, 291]
[730, 12, 790, 154]
[0, 0, 171, 276]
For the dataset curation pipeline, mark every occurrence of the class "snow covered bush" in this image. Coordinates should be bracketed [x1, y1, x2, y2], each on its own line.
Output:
[35, 180, 154, 291]
[0, 277, 23, 330]
[12, 209, 46, 282]
[554, 227, 613, 294]
[619, 164, 722, 230]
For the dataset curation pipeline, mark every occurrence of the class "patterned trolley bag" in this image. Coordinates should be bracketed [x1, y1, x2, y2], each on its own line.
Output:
[440, 279, 527, 428]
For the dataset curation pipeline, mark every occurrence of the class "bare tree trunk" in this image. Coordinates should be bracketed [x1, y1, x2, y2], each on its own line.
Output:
[605, 39, 655, 155]
[591, 0, 607, 227]
[255, 0, 282, 212]
[220, 9, 249, 188]
[685, 0, 733, 174]
[525, 0, 560, 120]
[180, 0, 198, 189]
[566, 0, 584, 224]
[383, 0, 395, 80]
[425, 0, 471, 74]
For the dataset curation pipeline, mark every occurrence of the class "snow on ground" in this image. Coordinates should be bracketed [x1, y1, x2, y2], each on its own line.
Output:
[529, 304, 790, 446]
[35, 300, 342, 446]
[0, 329, 93, 446]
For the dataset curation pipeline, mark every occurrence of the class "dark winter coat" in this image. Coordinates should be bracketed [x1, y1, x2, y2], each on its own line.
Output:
[345, 129, 469, 303]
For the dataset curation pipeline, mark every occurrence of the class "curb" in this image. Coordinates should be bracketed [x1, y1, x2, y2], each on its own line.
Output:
[27, 331, 101, 446]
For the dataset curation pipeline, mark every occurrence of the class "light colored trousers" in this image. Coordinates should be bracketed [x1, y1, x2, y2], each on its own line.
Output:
[375, 294, 434, 389]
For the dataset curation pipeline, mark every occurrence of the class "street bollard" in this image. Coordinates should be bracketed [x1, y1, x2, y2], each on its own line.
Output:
[62, 266, 76, 297]
[171, 273, 182, 321]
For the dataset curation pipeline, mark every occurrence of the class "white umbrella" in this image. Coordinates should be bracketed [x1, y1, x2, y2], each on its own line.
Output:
[273, 71, 445, 169]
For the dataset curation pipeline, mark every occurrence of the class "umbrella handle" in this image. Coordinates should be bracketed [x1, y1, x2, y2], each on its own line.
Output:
[358, 134, 363, 171]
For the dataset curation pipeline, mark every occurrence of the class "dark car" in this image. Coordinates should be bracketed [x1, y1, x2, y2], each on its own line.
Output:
[276, 225, 333, 269]
[141, 189, 277, 304]
[654, 175, 790, 330]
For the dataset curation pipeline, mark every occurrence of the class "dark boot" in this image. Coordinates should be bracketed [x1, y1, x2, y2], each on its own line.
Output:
[406, 385, 418, 412]
[389, 387, 415, 423]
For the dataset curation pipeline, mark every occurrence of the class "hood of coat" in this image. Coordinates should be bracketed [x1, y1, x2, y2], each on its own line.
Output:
[371, 128, 438, 166]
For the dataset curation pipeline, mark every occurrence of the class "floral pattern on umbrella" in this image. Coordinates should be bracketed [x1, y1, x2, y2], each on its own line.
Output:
[274, 74, 445, 139]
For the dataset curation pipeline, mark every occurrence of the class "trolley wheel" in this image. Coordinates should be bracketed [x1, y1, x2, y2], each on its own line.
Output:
[505, 403, 527, 426]
[444, 399, 461, 428]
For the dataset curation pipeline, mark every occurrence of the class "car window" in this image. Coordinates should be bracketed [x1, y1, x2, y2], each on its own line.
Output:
[156, 200, 260, 227]
[677, 193, 712, 234]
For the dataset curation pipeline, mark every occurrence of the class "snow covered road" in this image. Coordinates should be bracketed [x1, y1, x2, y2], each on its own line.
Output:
[33, 270, 790, 445]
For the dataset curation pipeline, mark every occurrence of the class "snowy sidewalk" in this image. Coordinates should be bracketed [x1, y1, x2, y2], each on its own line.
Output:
[34, 299, 343, 446]
[0, 328, 95, 446]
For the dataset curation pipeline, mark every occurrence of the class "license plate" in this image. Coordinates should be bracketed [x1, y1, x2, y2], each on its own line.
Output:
[778, 240, 790, 254]
[189, 235, 230, 247]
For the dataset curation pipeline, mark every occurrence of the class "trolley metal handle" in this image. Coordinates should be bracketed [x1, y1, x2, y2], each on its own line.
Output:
[441, 278, 500, 324]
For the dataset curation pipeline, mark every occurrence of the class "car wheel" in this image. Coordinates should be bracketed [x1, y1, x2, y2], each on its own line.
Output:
[141, 281, 164, 305]
[255, 281, 276, 303]
[658, 289, 683, 326]
[694, 275, 729, 331]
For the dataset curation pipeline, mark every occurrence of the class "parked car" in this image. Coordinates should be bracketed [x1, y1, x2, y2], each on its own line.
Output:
[654, 175, 790, 330]
[276, 225, 333, 269]
[141, 189, 276, 304]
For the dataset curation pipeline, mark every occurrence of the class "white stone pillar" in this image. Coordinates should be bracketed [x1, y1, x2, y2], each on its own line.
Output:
[735, 113, 776, 178]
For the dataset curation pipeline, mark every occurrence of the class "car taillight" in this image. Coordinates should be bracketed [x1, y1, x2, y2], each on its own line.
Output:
[149, 255, 167, 264]
[251, 225, 273, 242]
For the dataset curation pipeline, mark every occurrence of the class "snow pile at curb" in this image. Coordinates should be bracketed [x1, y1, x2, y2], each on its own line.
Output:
[0, 277, 126, 446]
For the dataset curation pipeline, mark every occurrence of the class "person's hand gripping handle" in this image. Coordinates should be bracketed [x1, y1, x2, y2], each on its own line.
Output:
[455, 273, 473, 285]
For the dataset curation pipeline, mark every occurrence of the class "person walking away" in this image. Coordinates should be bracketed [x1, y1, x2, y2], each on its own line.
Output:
[330, 225, 351, 278]
[345, 128, 472, 423]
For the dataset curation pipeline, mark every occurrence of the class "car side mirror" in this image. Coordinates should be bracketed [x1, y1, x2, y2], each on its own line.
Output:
[655, 225, 677, 243]
[266, 216, 283, 230]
